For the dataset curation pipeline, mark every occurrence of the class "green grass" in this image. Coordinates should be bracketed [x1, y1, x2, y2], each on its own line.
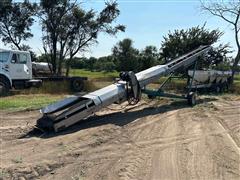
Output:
[3, 73, 240, 112]
[231, 74, 240, 94]
[0, 94, 65, 111]
[234, 74, 240, 84]
[12, 156, 23, 164]
[18, 81, 71, 95]
[70, 69, 119, 79]
[234, 74, 240, 81]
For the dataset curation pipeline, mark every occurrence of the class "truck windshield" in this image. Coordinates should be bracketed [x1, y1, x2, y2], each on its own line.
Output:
[0, 52, 10, 63]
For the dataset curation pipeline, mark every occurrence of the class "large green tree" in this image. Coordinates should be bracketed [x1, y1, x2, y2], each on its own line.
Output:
[93, 56, 116, 72]
[112, 38, 139, 71]
[86, 57, 98, 71]
[39, 0, 125, 75]
[139, 46, 159, 70]
[160, 25, 225, 69]
[0, 0, 36, 50]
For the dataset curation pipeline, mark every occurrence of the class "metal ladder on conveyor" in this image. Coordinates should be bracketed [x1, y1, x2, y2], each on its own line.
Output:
[37, 45, 211, 132]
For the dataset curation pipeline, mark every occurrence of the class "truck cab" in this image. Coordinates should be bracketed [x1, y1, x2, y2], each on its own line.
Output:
[0, 49, 42, 95]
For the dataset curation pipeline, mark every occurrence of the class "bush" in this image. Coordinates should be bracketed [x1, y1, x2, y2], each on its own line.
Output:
[102, 61, 116, 72]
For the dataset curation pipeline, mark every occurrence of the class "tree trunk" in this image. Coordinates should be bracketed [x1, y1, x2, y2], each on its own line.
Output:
[52, 37, 57, 75]
[65, 59, 71, 77]
[231, 50, 240, 83]
[231, 21, 240, 82]
[57, 44, 65, 76]
[57, 60, 62, 76]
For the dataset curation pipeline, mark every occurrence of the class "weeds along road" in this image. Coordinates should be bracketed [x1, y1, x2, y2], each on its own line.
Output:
[0, 95, 240, 180]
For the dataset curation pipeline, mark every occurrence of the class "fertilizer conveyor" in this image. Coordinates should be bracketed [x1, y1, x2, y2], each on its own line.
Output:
[37, 45, 211, 132]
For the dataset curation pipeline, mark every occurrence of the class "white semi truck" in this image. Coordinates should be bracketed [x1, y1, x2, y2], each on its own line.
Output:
[0, 49, 87, 95]
[0, 49, 42, 95]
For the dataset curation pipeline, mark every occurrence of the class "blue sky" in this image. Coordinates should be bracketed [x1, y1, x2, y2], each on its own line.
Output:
[1, 0, 237, 57]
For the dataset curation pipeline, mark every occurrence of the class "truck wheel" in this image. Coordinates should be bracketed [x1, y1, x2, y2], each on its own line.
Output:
[0, 78, 10, 96]
[71, 79, 84, 92]
[187, 92, 197, 106]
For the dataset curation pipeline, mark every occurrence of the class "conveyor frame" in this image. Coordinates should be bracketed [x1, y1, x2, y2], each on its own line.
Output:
[37, 45, 211, 132]
[142, 59, 199, 104]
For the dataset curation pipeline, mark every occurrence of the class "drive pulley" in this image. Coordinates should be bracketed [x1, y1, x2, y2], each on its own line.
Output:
[120, 71, 141, 105]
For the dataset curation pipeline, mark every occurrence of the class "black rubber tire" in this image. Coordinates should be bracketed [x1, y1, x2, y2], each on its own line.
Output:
[187, 92, 197, 106]
[215, 86, 222, 93]
[225, 83, 229, 92]
[0, 77, 10, 96]
[147, 95, 155, 99]
[71, 79, 84, 92]
[222, 82, 229, 92]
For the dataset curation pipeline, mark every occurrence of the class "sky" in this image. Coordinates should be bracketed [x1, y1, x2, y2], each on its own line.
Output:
[0, 0, 237, 58]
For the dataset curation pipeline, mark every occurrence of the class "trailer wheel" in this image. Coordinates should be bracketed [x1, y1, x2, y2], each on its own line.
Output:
[0, 77, 10, 96]
[215, 86, 221, 93]
[147, 95, 155, 99]
[71, 79, 84, 92]
[223, 82, 229, 92]
[187, 92, 197, 106]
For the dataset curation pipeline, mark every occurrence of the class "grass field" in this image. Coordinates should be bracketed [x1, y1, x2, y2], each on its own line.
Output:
[70, 69, 119, 79]
[70, 69, 240, 84]
[1, 72, 239, 111]
[0, 94, 65, 111]
[234, 74, 240, 83]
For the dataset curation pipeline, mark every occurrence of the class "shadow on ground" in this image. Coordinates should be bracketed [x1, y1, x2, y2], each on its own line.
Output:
[20, 97, 217, 139]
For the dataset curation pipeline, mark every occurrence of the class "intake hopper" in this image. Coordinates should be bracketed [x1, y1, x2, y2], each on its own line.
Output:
[37, 83, 126, 132]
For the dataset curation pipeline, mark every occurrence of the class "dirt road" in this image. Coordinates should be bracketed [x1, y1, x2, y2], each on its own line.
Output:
[0, 95, 240, 180]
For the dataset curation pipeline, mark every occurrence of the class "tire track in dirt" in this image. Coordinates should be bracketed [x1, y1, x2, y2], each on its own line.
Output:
[211, 100, 240, 149]
[1, 97, 240, 180]
[147, 100, 240, 180]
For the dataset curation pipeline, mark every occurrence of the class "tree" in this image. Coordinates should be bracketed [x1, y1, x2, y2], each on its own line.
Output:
[19, 44, 38, 62]
[87, 57, 98, 71]
[93, 56, 116, 72]
[201, 0, 240, 79]
[39, 0, 75, 75]
[139, 46, 158, 70]
[205, 44, 233, 69]
[0, 0, 36, 50]
[39, 0, 125, 76]
[112, 38, 139, 71]
[160, 25, 224, 68]
[37, 53, 51, 62]
[69, 57, 88, 69]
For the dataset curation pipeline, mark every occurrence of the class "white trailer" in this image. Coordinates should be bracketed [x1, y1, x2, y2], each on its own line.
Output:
[188, 70, 232, 92]
[0, 49, 42, 95]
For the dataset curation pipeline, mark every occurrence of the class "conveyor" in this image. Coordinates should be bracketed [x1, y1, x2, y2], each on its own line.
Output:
[37, 45, 211, 132]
